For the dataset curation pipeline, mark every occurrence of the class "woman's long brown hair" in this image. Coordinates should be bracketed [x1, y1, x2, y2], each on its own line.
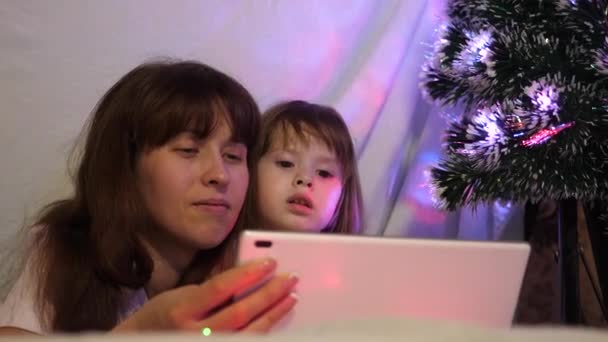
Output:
[29, 60, 260, 332]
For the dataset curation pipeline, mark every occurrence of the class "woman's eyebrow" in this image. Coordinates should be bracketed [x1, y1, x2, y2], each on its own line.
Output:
[227, 137, 246, 144]
[225, 141, 247, 149]
[184, 129, 205, 140]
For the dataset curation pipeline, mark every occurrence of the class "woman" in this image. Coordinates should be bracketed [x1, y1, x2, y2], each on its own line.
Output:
[0, 60, 298, 335]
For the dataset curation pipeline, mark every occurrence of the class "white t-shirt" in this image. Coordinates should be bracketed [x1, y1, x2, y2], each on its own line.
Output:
[0, 258, 148, 334]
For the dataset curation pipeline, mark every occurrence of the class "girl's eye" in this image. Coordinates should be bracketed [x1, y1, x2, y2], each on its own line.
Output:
[318, 170, 334, 178]
[276, 160, 294, 168]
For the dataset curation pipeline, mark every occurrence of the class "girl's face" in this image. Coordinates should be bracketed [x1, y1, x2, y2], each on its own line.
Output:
[136, 120, 249, 259]
[256, 130, 344, 232]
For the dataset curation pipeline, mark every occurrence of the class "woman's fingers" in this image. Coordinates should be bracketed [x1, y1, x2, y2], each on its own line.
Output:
[242, 292, 298, 333]
[170, 257, 277, 323]
[201, 272, 299, 331]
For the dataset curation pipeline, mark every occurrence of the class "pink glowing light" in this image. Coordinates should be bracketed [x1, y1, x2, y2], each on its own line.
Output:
[521, 122, 575, 147]
[323, 272, 342, 289]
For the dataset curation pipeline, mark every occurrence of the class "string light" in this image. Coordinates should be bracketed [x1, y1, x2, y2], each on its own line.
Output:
[521, 122, 575, 147]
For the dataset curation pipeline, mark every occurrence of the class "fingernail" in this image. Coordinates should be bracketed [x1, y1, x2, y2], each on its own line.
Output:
[257, 257, 276, 271]
[288, 272, 299, 284]
[289, 292, 299, 301]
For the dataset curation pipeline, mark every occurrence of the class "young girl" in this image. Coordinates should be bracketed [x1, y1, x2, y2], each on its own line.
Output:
[244, 100, 363, 234]
[0, 60, 297, 335]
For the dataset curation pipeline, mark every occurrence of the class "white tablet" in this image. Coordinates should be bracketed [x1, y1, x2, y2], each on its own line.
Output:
[237, 230, 530, 331]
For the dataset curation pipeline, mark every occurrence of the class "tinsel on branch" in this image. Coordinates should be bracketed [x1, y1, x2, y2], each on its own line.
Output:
[421, 0, 608, 210]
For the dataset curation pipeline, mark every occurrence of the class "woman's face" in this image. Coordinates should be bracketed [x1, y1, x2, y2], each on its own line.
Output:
[136, 119, 249, 257]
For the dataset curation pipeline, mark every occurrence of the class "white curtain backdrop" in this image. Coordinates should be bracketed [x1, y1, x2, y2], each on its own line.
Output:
[0, 0, 524, 296]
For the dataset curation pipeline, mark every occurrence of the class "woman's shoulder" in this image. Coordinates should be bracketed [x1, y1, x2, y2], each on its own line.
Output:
[0, 256, 149, 334]
[118, 288, 148, 323]
[0, 226, 55, 334]
[0, 249, 45, 334]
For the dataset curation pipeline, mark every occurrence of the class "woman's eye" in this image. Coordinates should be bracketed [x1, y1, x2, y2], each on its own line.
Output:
[317, 170, 334, 178]
[176, 148, 199, 157]
[276, 160, 294, 168]
[224, 153, 243, 162]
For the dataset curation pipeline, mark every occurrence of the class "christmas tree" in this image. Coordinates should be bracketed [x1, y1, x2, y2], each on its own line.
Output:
[421, 0, 608, 211]
[421, 0, 608, 324]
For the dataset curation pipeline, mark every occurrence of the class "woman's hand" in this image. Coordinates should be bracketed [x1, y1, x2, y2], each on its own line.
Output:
[113, 257, 298, 333]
